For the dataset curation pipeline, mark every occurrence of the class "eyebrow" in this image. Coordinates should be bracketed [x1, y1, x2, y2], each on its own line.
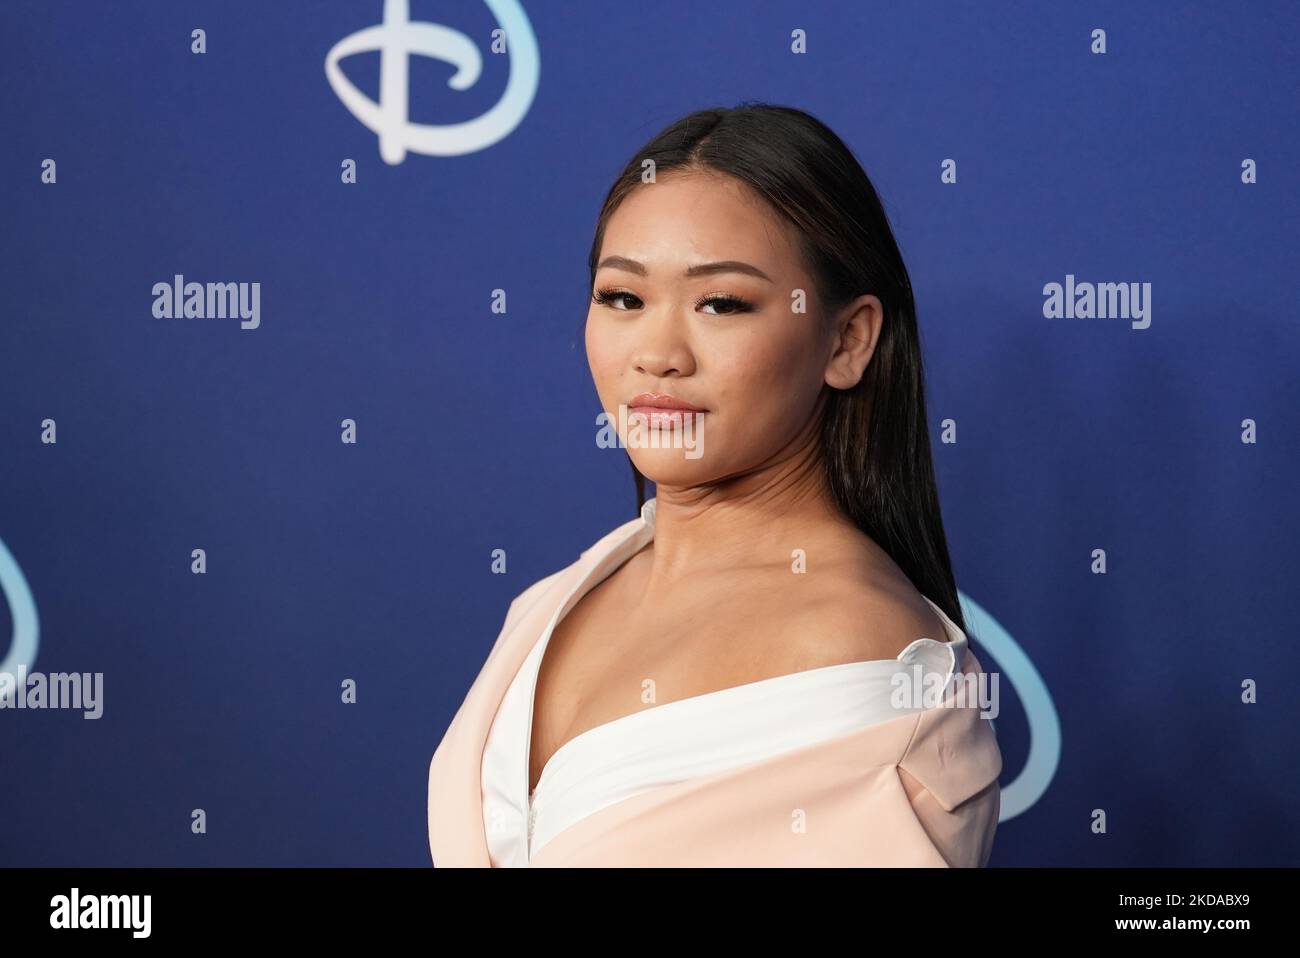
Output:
[596, 256, 773, 283]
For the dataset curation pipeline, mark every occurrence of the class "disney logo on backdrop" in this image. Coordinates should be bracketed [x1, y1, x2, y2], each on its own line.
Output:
[956, 591, 1061, 823]
[0, 536, 40, 701]
[325, 0, 540, 163]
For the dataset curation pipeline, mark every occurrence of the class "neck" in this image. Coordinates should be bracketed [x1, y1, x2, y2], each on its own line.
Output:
[641, 417, 854, 591]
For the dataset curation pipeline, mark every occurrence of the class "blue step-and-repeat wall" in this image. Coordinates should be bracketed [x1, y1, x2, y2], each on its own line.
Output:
[1, 1, 1297, 866]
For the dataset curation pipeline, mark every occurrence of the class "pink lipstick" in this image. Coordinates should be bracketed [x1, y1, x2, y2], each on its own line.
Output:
[627, 392, 707, 428]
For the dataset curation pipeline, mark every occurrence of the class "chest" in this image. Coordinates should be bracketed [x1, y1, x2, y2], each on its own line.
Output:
[526, 569, 796, 793]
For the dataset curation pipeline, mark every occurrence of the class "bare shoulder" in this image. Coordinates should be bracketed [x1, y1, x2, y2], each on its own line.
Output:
[773, 561, 952, 672]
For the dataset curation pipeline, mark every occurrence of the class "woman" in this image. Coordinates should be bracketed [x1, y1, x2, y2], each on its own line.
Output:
[428, 103, 1002, 867]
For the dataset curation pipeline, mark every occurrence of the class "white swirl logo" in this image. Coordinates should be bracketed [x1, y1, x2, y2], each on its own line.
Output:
[0, 536, 39, 691]
[325, 0, 540, 163]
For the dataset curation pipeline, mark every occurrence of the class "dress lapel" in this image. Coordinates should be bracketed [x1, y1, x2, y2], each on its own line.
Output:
[426, 515, 649, 866]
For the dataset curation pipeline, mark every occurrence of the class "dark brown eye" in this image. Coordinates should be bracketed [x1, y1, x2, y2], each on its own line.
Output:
[695, 294, 755, 315]
[592, 288, 642, 310]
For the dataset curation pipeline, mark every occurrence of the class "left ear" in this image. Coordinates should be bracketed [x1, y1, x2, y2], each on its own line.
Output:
[823, 293, 883, 390]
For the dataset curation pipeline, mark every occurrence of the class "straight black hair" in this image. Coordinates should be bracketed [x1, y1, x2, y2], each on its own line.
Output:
[585, 102, 966, 632]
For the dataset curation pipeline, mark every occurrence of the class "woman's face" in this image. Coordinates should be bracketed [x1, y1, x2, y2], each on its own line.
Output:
[585, 171, 873, 489]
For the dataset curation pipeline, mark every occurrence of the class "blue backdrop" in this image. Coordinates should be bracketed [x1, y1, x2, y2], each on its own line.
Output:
[2, 0, 1297, 867]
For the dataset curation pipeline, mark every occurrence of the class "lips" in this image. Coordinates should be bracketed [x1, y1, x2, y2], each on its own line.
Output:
[626, 392, 707, 430]
[627, 392, 706, 412]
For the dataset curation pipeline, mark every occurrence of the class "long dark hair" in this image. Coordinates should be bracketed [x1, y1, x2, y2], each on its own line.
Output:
[585, 102, 965, 632]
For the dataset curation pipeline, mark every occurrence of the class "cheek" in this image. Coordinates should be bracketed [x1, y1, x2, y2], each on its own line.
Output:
[711, 323, 824, 418]
[584, 313, 620, 398]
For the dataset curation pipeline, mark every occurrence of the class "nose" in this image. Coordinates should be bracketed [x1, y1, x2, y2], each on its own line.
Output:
[632, 308, 696, 378]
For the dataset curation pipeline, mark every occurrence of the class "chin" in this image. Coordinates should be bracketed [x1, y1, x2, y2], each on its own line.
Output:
[627, 449, 718, 487]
